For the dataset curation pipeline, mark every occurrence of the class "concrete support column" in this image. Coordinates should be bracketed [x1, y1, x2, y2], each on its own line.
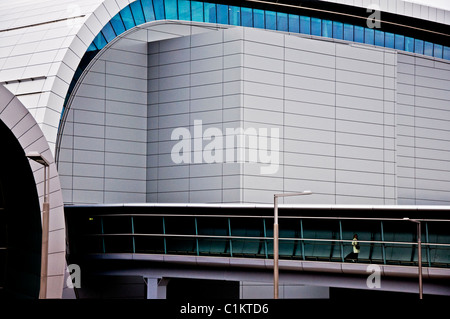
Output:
[145, 277, 169, 299]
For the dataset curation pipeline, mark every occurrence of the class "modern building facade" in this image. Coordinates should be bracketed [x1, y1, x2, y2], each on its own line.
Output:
[0, 0, 450, 299]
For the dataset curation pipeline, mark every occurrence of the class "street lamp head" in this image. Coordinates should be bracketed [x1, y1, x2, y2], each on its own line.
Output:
[403, 217, 421, 224]
[26, 151, 50, 167]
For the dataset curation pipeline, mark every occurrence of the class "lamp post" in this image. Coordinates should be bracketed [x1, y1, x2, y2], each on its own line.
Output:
[26, 151, 50, 299]
[403, 217, 423, 300]
[273, 191, 312, 299]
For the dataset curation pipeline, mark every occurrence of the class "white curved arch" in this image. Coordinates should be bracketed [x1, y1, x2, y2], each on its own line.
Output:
[0, 84, 65, 298]
[0, 0, 131, 154]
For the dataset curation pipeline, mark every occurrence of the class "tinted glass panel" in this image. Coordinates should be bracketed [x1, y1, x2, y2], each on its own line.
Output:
[133, 216, 164, 234]
[120, 6, 136, 29]
[288, 14, 299, 33]
[110, 14, 125, 35]
[164, 0, 177, 19]
[204, 2, 216, 23]
[333, 21, 343, 39]
[424, 41, 433, 56]
[444, 46, 450, 60]
[364, 28, 374, 45]
[322, 19, 332, 38]
[265, 11, 276, 30]
[87, 42, 98, 52]
[178, 0, 190, 20]
[191, 1, 204, 22]
[165, 217, 195, 235]
[102, 216, 132, 234]
[343, 24, 353, 41]
[101, 23, 116, 42]
[229, 6, 240, 26]
[241, 7, 253, 27]
[395, 34, 404, 50]
[415, 39, 424, 54]
[354, 25, 364, 43]
[434, 44, 443, 58]
[277, 12, 288, 31]
[130, 1, 146, 25]
[253, 9, 264, 28]
[311, 17, 321, 36]
[93, 32, 107, 50]
[300, 16, 310, 34]
[374, 30, 384, 46]
[153, 0, 165, 19]
[385, 32, 394, 48]
[217, 4, 228, 24]
[142, 0, 156, 21]
[405, 36, 414, 52]
[197, 218, 228, 236]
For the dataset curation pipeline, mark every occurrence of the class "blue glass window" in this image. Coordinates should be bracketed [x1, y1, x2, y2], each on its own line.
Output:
[93, 33, 107, 50]
[288, 14, 299, 33]
[394, 34, 404, 50]
[385, 32, 394, 48]
[253, 9, 264, 28]
[130, 1, 146, 25]
[405, 37, 414, 52]
[415, 39, 424, 54]
[178, 0, 190, 20]
[322, 20, 332, 38]
[164, 0, 177, 19]
[424, 41, 433, 56]
[101, 22, 116, 42]
[364, 28, 374, 45]
[229, 6, 240, 26]
[311, 17, 321, 36]
[142, 0, 156, 21]
[204, 2, 216, 23]
[241, 7, 253, 27]
[444, 46, 450, 60]
[110, 13, 125, 35]
[333, 21, 343, 40]
[192, 1, 204, 22]
[434, 44, 443, 58]
[277, 12, 288, 31]
[217, 4, 228, 24]
[83, 0, 450, 71]
[153, 0, 165, 19]
[120, 6, 136, 30]
[374, 30, 384, 46]
[87, 42, 98, 52]
[354, 26, 364, 43]
[300, 16, 310, 34]
[343, 24, 353, 41]
[265, 11, 276, 30]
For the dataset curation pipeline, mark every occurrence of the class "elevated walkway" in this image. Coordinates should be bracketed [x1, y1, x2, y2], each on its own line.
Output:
[66, 204, 450, 270]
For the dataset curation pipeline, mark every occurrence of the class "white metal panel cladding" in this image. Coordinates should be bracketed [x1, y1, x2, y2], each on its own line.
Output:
[58, 23, 450, 206]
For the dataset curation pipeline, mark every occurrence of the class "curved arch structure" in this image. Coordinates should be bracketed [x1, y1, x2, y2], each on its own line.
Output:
[0, 85, 65, 298]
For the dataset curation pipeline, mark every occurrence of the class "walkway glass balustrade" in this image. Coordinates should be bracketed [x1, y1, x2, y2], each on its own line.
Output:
[67, 213, 450, 268]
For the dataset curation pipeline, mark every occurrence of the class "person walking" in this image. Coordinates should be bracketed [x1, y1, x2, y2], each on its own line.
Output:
[345, 234, 360, 262]
[351, 234, 360, 262]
